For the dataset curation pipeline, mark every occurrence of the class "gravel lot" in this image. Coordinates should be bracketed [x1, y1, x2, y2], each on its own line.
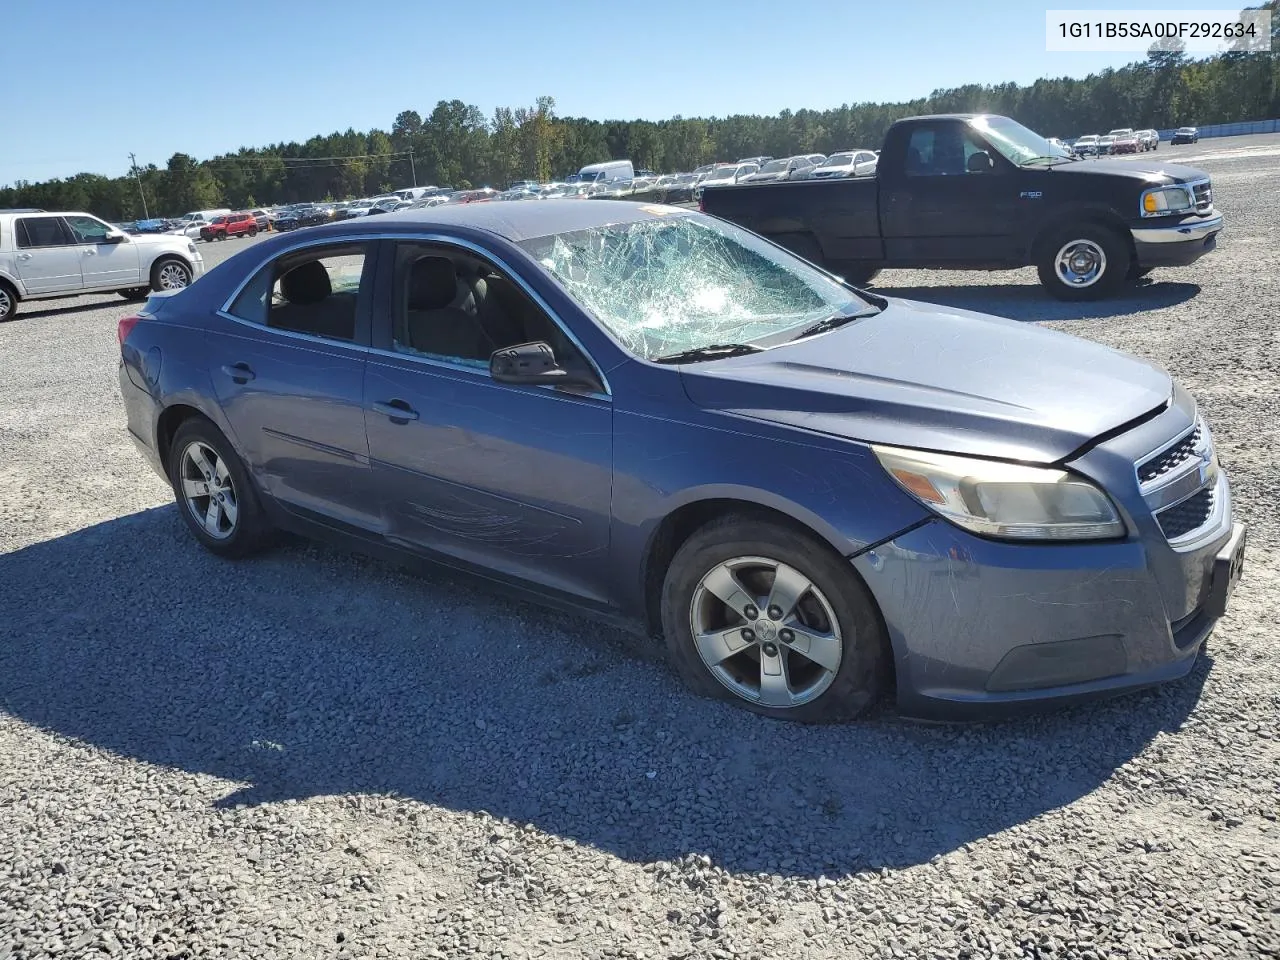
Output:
[2, 136, 1278, 960]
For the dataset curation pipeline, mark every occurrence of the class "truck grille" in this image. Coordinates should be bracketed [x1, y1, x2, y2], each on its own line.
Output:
[1157, 488, 1214, 540]
[1192, 181, 1212, 212]
[1138, 423, 1202, 483]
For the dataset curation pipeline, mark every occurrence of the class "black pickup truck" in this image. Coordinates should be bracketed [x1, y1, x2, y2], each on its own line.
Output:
[697, 114, 1223, 299]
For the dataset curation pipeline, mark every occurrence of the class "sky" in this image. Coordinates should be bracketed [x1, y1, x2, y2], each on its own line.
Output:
[3, 0, 1238, 185]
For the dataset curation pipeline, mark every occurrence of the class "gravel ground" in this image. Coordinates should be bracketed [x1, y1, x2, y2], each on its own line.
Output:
[2, 136, 1278, 960]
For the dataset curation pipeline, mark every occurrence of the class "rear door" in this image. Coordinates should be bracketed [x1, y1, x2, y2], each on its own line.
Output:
[12, 217, 83, 294]
[203, 239, 380, 530]
[65, 215, 143, 289]
[879, 122, 1022, 263]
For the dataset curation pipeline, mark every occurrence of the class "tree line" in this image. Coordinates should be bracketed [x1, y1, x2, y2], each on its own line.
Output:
[3, 22, 1276, 221]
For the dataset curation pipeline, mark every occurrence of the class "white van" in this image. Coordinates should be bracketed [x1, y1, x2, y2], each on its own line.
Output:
[577, 160, 635, 184]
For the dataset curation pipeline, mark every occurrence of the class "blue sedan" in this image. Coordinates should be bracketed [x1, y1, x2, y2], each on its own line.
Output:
[117, 201, 1247, 721]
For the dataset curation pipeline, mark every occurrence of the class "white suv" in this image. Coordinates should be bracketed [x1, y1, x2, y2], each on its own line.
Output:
[0, 211, 203, 321]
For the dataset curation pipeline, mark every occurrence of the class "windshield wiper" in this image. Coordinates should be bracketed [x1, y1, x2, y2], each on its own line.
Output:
[789, 310, 879, 342]
[652, 343, 765, 364]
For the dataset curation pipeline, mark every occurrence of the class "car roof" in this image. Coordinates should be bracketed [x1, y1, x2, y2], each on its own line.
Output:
[298, 199, 690, 244]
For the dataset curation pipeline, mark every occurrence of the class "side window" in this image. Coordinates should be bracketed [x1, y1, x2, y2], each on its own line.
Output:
[65, 215, 114, 244]
[16, 217, 72, 249]
[228, 244, 367, 341]
[390, 243, 576, 370]
[905, 127, 993, 177]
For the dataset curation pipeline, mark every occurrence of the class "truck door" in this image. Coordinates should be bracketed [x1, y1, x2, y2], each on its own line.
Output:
[879, 121, 1022, 264]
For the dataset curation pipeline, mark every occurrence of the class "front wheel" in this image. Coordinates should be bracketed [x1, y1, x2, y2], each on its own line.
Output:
[152, 257, 193, 291]
[168, 417, 271, 557]
[1036, 223, 1131, 301]
[661, 515, 888, 722]
[248, 227, 258, 237]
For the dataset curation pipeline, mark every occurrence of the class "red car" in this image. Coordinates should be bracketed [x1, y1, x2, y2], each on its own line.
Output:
[200, 211, 258, 241]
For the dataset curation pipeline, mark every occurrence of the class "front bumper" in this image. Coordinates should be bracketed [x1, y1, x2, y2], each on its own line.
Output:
[1131, 212, 1223, 267]
[853, 396, 1244, 721]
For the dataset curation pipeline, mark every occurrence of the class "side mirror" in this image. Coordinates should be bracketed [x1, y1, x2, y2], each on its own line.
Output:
[490, 341, 569, 385]
[103, 230, 127, 243]
[966, 151, 995, 174]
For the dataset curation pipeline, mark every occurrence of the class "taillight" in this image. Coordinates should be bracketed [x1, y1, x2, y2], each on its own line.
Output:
[117, 314, 142, 346]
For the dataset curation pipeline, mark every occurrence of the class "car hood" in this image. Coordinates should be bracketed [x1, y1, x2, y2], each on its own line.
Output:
[132, 233, 191, 246]
[1052, 157, 1208, 184]
[677, 297, 1172, 463]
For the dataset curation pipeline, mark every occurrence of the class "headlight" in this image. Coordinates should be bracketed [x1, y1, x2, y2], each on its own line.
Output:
[188, 242, 198, 255]
[872, 445, 1125, 541]
[1140, 185, 1195, 218]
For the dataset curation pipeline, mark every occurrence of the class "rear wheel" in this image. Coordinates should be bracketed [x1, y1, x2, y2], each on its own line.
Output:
[0, 281, 17, 322]
[661, 515, 888, 722]
[168, 417, 271, 558]
[1036, 223, 1130, 301]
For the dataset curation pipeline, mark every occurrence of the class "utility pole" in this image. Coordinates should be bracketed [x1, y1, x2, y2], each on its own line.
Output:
[129, 153, 150, 219]
[408, 148, 417, 187]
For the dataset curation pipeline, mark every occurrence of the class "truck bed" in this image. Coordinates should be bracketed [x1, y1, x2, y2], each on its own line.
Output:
[699, 177, 883, 268]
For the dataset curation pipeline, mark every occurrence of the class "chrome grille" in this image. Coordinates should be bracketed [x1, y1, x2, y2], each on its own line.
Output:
[1157, 488, 1214, 539]
[1138, 423, 1202, 483]
[1192, 180, 1212, 212]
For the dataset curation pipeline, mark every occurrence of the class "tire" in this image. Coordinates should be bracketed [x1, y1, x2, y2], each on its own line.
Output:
[119, 286, 151, 301]
[660, 515, 888, 722]
[248, 227, 258, 238]
[167, 417, 271, 558]
[151, 257, 193, 292]
[1036, 222, 1131, 301]
[0, 281, 17, 322]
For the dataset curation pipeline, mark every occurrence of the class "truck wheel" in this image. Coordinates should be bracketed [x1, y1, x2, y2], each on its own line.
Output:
[0, 281, 18, 322]
[1036, 223, 1130, 300]
[842, 266, 881, 287]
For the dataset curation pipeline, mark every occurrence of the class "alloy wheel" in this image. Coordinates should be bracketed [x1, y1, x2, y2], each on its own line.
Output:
[158, 262, 190, 290]
[0, 287, 11, 320]
[1054, 238, 1107, 288]
[689, 556, 843, 708]
[179, 441, 238, 540]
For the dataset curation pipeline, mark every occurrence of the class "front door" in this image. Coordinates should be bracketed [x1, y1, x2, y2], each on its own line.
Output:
[65, 215, 143, 289]
[880, 122, 1021, 264]
[204, 240, 380, 530]
[12, 216, 83, 294]
[364, 240, 614, 605]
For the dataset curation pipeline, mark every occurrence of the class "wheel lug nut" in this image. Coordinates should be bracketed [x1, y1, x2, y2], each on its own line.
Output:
[767, 605, 783, 620]
[761, 642, 779, 657]
[741, 628, 756, 642]
[744, 605, 758, 620]
[779, 629, 794, 643]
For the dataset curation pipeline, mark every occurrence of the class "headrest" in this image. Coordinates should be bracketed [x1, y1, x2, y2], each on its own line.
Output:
[280, 260, 332, 305]
[408, 256, 458, 311]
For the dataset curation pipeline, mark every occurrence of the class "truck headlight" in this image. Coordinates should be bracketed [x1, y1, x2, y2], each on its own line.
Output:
[872, 445, 1125, 541]
[1140, 185, 1195, 218]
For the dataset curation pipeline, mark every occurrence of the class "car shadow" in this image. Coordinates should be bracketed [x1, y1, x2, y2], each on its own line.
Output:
[17, 298, 140, 320]
[0, 508, 1209, 879]
[872, 279, 1201, 323]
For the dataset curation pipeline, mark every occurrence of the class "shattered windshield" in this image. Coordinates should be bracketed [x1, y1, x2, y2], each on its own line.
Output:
[518, 213, 871, 361]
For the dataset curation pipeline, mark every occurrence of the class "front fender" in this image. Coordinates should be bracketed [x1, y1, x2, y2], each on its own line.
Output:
[1024, 202, 1135, 261]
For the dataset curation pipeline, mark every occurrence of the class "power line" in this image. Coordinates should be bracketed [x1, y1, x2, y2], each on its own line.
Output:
[128, 152, 149, 219]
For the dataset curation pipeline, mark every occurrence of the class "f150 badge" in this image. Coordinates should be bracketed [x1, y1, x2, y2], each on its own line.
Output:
[1020, 191, 1043, 199]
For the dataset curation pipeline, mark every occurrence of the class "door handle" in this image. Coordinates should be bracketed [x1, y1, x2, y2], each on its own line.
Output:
[84, 249, 96, 256]
[372, 399, 419, 423]
[220, 362, 255, 383]
[17, 253, 32, 261]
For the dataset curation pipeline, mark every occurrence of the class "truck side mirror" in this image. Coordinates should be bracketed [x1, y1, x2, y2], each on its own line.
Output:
[966, 152, 995, 174]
